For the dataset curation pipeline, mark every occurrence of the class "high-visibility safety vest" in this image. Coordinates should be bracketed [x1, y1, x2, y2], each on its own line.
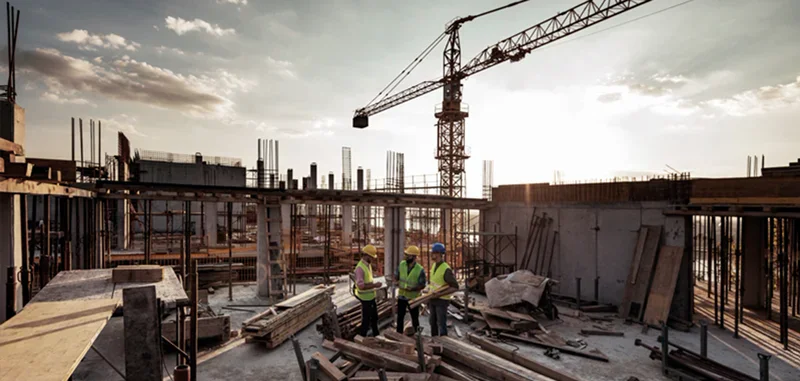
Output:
[354, 260, 375, 301]
[430, 262, 453, 300]
[398, 260, 424, 300]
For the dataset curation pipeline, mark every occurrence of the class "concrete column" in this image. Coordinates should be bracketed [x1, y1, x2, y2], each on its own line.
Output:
[281, 203, 291, 252]
[206, 202, 218, 247]
[115, 199, 129, 250]
[0, 194, 22, 322]
[309, 204, 318, 239]
[342, 204, 353, 246]
[440, 208, 452, 245]
[383, 207, 406, 276]
[257, 203, 283, 298]
[743, 217, 765, 308]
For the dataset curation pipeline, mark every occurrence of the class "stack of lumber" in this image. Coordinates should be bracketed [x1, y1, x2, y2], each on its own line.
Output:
[242, 285, 334, 348]
[317, 297, 393, 340]
[435, 336, 558, 381]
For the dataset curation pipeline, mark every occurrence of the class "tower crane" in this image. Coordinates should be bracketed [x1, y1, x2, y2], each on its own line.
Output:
[353, 0, 657, 247]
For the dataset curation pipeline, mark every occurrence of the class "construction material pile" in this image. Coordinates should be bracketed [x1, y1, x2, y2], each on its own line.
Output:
[242, 285, 334, 348]
[301, 328, 581, 381]
[317, 297, 393, 340]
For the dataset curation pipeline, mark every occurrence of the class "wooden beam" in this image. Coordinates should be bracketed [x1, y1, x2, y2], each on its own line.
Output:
[467, 334, 579, 381]
[0, 137, 23, 155]
[333, 338, 420, 373]
[4, 163, 32, 177]
[0, 177, 94, 197]
[435, 336, 553, 381]
[311, 352, 347, 381]
[112, 265, 164, 283]
[409, 286, 457, 309]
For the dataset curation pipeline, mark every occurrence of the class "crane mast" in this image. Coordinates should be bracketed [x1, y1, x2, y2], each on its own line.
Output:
[354, 0, 658, 252]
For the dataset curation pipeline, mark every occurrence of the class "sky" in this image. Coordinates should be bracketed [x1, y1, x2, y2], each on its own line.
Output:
[9, 0, 800, 198]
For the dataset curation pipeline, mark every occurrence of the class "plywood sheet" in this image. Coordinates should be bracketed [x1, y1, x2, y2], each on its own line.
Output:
[0, 299, 119, 381]
[643, 246, 684, 326]
[31, 268, 188, 309]
[619, 225, 662, 320]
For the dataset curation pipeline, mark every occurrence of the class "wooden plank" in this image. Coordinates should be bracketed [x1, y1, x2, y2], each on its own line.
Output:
[579, 329, 624, 337]
[643, 246, 684, 326]
[435, 362, 482, 381]
[162, 315, 231, 342]
[0, 136, 23, 154]
[435, 336, 553, 381]
[276, 284, 335, 308]
[468, 334, 580, 381]
[312, 352, 347, 381]
[0, 299, 119, 381]
[482, 311, 513, 332]
[626, 225, 662, 321]
[112, 265, 164, 283]
[333, 338, 420, 373]
[0, 178, 94, 197]
[123, 286, 161, 381]
[499, 333, 609, 362]
[630, 227, 649, 284]
[409, 286, 456, 309]
[26, 158, 76, 182]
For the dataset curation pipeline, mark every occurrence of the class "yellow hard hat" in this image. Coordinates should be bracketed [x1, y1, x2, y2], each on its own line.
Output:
[361, 244, 378, 258]
[404, 245, 420, 256]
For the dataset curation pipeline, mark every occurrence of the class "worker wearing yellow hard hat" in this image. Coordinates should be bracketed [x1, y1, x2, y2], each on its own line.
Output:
[354, 244, 382, 337]
[394, 245, 426, 333]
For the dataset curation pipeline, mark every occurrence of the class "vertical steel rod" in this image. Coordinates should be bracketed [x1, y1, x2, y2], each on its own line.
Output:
[228, 201, 233, 301]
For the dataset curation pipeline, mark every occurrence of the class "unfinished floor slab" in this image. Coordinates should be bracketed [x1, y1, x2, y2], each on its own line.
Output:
[69, 282, 799, 381]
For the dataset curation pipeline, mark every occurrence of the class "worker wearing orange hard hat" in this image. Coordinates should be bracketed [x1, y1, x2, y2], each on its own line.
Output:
[394, 245, 426, 333]
[354, 244, 383, 337]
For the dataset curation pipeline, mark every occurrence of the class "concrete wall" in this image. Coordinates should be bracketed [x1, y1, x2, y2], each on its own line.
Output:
[138, 160, 246, 187]
[482, 201, 689, 307]
[130, 160, 247, 235]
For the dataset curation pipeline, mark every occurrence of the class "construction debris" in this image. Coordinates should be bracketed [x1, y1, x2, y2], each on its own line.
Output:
[242, 285, 334, 348]
[318, 296, 392, 340]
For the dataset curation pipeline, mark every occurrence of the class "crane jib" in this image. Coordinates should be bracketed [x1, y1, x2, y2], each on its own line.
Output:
[352, 0, 658, 128]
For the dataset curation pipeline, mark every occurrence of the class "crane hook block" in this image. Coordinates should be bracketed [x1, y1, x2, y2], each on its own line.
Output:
[353, 115, 369, 128]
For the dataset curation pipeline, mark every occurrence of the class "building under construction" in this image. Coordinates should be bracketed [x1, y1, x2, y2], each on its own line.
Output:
[2, 1, 799, 381]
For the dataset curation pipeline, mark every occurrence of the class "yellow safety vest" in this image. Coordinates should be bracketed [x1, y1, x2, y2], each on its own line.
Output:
[355, 260, 375, 301]
[398, 260, 423, 300]
[430, 262, 453, 300]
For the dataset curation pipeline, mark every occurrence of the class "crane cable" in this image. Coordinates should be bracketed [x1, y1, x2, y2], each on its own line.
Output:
[365, 31, 447, 108]
[538, 0, 697, 53]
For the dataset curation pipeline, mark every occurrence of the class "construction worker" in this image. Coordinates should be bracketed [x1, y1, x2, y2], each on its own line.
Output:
[395, 245, 426, 333]
[354, 244, 382, 337]
[428, 242, 459, 336]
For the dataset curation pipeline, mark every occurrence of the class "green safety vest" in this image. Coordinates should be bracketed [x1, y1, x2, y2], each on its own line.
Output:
[354, 260, 375, 301]
[431, 262, 453, 300]
[398, 260, 424, 300]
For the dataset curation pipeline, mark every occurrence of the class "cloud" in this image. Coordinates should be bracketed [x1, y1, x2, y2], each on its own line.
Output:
[165, 16, 235, 37]
[281, 117, 336, 138]
[56, 29, 140, 51]
[217, 0, 247, 5]
[265, 56, 297, 79]
[704, 76, 800, 117]
[155, 45, 186, 56]
[40, 91, 95, 106]
[18, 48, 252, 119]
[104, 114, 147, 137]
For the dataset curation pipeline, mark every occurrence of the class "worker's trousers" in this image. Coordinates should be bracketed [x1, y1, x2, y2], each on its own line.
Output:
[428, 299, 449, 336]
[359, 299, 380, 337]
[396, 298, 420, 334]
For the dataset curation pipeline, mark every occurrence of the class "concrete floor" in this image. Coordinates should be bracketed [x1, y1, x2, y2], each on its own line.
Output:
[73, 280, 800, 381]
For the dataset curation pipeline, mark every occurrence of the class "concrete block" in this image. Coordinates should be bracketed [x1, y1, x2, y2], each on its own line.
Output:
[123, 285, 162, 381]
